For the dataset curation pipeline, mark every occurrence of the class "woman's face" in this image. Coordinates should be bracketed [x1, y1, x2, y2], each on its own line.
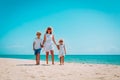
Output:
[47, 29, 52, 34]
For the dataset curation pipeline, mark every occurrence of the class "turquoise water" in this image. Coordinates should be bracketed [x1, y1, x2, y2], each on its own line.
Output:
[0, 55, 120, 65]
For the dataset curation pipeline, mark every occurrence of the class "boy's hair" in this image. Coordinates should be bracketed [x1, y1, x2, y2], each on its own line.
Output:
[36, 32, 41, 35]
[59, 39, 63, 43]
[46, 27, 52, 34]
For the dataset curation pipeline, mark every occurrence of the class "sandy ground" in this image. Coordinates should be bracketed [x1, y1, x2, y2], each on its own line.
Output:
[0, 58, 120, 80]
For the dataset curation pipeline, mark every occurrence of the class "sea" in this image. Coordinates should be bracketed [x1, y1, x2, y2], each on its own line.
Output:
[0, 55, 120, 65]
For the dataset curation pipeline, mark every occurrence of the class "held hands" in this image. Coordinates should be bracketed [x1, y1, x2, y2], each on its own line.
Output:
[56, 45, 60, 50]
[41, 45, 44, 48]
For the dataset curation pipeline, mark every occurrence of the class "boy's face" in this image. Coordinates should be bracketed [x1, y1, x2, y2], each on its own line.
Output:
[36, 34, 41, 38]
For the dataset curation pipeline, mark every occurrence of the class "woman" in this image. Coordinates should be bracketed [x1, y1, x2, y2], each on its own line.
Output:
[43, 27, 57, 65]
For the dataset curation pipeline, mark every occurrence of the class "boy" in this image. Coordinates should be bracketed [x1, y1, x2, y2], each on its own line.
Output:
[33, 32, 43, 65]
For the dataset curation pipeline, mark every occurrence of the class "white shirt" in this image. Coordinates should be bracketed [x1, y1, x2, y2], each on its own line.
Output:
[34, 38, 43, 49]
[59, 44, 65, 54]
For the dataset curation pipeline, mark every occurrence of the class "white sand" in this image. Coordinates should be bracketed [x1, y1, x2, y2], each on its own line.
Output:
[0, 58, 120, 80]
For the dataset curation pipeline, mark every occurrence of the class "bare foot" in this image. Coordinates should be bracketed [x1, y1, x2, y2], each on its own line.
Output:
[52, 63, 54, 65]
[36, 64, 39, 65]
[36, 63, 40, 65]
[59, 64, 62, 65]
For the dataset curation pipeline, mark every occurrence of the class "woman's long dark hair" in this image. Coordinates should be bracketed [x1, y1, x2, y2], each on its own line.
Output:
[46, 27, 52, 34]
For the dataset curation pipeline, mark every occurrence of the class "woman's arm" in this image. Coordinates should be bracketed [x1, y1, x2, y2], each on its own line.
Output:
[40, 39, 43, 48]
[52, 35, 57, 46]
[52, 35, 59, 49]
[43, 34, 46, 45]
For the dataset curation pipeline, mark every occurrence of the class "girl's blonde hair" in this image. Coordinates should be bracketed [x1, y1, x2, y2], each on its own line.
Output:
[59, 39, 63, 43]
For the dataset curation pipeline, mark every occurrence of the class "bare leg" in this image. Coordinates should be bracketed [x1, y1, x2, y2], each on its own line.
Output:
[60, 57, 62, 65]
[36, 54, 40, 65]
[50, 50, 54, 65]
[37, 54, 40, 64]
[62, 56, 64, 65]
[46, 52, 49, 64]
[36, 54, 37, 64]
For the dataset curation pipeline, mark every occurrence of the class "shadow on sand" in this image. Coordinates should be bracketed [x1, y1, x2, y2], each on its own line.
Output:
[16, 64, 36, 66]
[16, 64, 50, 66]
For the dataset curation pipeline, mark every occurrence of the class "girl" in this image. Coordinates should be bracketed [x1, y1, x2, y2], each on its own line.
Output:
[43, 27, 57, 65]
[58, 39, 66, 65]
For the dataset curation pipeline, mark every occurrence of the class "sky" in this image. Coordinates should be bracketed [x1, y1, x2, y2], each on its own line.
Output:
[0, 0, 120, 55]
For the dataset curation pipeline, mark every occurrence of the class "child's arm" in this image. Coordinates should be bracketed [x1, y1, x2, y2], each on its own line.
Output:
[64, 45, 66, 54]
[33, 42, 35, 50]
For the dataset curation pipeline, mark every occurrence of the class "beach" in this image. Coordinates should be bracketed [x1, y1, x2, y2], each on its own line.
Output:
[0, 58, 120, 80]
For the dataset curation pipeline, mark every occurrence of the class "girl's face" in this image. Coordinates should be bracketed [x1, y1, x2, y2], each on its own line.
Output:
[59, 41, 63, 45]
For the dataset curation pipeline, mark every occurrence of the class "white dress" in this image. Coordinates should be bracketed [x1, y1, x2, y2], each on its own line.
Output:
[44, 34, 54, 52]
[58, 44, 65, 58]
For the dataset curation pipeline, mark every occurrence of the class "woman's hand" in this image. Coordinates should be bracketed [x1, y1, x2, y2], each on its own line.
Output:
[56, 45, 60, 50]
[41, 45, 44, 48]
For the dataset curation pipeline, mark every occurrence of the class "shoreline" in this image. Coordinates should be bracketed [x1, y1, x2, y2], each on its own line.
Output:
[0, 55, 120, 66]
[0, 57, 120, 66]
[0, 58, 120, 80]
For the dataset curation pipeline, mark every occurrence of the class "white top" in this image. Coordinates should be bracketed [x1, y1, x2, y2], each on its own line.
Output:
[45, 34, 53, 45]
[58, 44, 65, 58]
[43, 34, 54, 52]
[59, 44, 65, 54]
[34, 38, 43, 49]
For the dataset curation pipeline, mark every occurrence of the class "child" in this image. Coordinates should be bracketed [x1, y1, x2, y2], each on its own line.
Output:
[33, 32, 43, 65]
[58, 39, 66, 65]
